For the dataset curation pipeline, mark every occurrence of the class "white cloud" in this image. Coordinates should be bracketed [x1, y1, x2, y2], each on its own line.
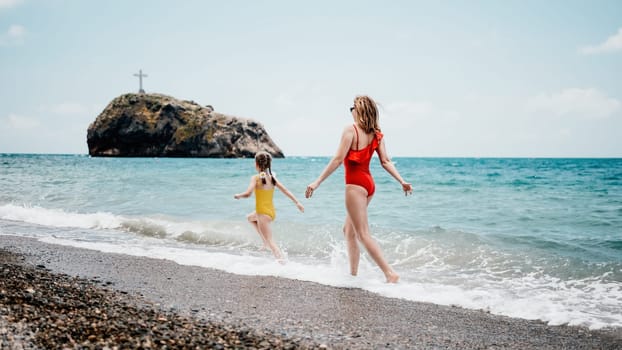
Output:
[377, 99, 472, 157]
[36, 103, 103, 120]
[274, 92, 295, 109]
[580, 27, 622, 55]
[50, 103, 88, 116]
[376, 93, 622, 157]
[0, 24, 26, 46]
[0, 0, 23, 10]
[7, 24, 25, 37]
[273, 82, 325, 110]
[384, 101, 434, 122]
[526, 88, 621, 119]
[5, 114, 40, 129]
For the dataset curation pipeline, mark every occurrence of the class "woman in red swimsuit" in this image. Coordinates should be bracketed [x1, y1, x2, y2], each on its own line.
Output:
[305, 95, 413, 283]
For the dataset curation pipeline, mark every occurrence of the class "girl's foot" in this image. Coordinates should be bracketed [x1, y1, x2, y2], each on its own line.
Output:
[386, 272, 399, 283]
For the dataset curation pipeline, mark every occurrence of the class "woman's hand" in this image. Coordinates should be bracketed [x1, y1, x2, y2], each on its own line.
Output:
[305, 181, 319, 198]
[401, 182, 413, 196]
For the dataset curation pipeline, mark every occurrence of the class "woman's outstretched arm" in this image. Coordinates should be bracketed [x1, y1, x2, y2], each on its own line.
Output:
[306, 126, 354, 198]
[376, 138, 413, 195]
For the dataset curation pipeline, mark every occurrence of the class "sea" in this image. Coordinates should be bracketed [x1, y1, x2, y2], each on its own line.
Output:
[1, 154, 621, 330]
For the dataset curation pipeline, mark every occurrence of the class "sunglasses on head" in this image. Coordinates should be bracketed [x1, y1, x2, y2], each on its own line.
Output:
[349, 106, 355, 112]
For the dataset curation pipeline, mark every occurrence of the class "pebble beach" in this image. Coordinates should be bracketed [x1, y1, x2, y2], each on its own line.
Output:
[1, 235, 620, 349]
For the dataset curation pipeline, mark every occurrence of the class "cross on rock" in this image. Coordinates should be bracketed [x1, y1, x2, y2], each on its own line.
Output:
[133, 69, 148, 93]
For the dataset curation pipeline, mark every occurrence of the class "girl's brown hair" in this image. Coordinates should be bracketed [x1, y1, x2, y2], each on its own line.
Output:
[352, 95, 381, 133]
[255, 151, 277, 185]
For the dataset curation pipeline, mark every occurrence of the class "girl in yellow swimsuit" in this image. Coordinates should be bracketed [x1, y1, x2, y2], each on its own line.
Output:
[234, 151, 304, 261]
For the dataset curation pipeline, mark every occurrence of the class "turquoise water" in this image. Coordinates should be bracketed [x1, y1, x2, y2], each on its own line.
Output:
[1, 154, 621, 329]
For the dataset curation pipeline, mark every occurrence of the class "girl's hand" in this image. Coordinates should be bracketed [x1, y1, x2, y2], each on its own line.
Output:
[305, 181, 319, 198]
[296, 202, 305, 213]
[401, 182, 413, 196]
[234, 194, 241, 199]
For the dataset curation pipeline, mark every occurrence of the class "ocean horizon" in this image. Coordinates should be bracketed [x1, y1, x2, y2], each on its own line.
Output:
[4, 152, 622, 158]
[1, 153, 621, 330]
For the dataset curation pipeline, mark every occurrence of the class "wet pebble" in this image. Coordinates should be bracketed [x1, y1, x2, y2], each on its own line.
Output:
[0, 250, 324, 349]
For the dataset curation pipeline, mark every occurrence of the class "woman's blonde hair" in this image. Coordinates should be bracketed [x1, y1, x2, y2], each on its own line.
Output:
[352, 95, 380, 133]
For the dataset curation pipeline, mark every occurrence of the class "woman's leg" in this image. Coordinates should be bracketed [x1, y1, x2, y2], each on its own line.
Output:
[256, 214, 282, 260]
[345, 185, 399, 283]
[343, 215, 360, 275]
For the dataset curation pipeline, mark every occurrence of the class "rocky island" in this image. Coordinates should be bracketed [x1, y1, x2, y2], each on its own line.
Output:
[87, 93, 284, 158]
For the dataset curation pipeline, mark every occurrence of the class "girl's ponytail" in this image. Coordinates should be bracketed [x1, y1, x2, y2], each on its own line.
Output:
[255, 151, 277, 185]
[267, 167, 277, 185]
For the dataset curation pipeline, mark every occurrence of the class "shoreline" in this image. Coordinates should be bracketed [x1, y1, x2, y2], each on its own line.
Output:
[1, 235, 620, 349]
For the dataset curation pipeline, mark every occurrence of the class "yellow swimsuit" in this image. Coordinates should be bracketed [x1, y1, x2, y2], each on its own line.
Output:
[255, 178, 276, 220]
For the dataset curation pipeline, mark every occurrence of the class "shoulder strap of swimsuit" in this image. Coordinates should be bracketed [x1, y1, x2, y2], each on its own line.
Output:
[352, 124, 359, 150]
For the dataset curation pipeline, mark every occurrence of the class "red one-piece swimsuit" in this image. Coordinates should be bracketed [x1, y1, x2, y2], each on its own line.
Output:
[344, 124, 383, 197]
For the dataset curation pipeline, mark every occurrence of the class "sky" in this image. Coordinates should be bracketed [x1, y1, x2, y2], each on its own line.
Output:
[1, 0, 621, 157]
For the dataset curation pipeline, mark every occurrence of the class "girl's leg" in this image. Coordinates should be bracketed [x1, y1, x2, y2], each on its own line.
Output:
[247, 212, 268, 249]
[256, 214, 283, 261]
[345, 185, 399, 283]
[343, 215, 360, 275]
